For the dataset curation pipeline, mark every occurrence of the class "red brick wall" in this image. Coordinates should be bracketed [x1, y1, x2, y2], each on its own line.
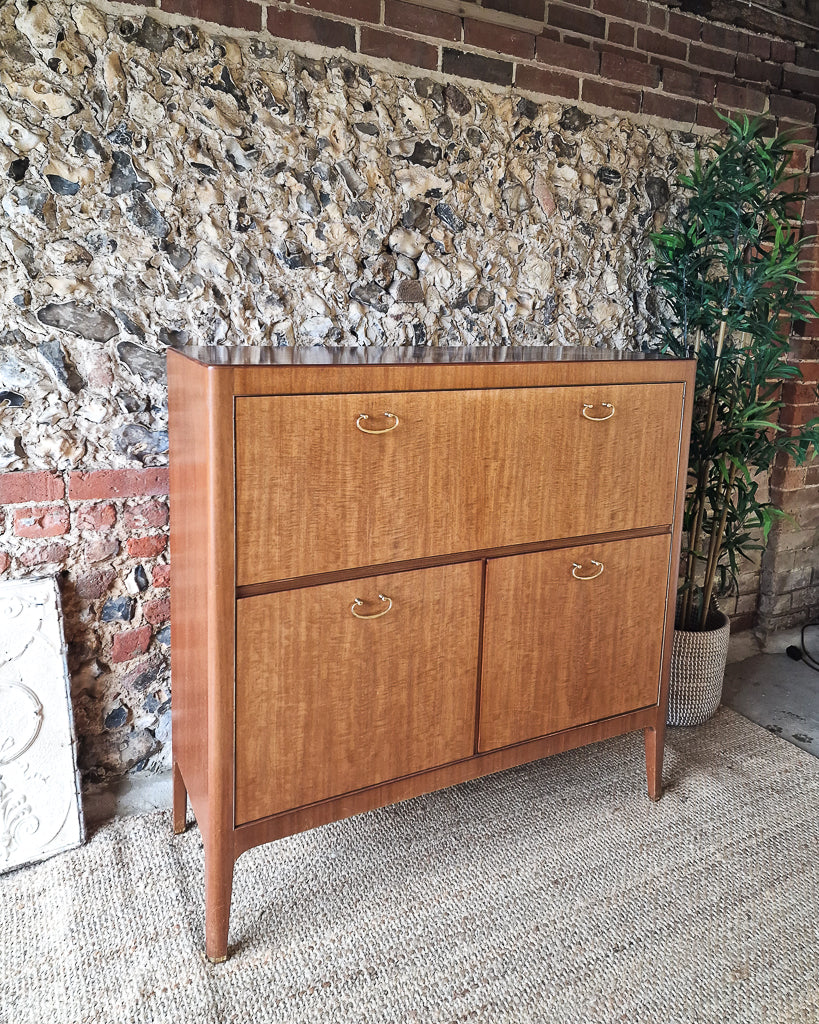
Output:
[110, 0, 819, 138]
[758, 152, 819, 635]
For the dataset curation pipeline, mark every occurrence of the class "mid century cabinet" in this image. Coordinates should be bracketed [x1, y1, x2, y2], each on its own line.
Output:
[167, 345, 695, 962]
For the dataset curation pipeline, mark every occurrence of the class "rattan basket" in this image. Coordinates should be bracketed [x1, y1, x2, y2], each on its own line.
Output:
[667, 608, 730, 727]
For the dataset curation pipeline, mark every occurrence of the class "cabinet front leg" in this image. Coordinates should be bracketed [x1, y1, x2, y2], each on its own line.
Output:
[644, 724, 665, 801]
[173, 761, 188, 835]
[205, 839, 235, 963]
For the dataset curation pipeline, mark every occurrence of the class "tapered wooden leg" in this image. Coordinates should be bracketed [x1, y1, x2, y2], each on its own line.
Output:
[205, 839, 235, 963]
[173, 761, 188, 835]
[644, 723, 665, 801]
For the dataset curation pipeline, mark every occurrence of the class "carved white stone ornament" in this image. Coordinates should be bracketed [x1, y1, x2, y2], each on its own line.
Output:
[0, 578, 84, 872]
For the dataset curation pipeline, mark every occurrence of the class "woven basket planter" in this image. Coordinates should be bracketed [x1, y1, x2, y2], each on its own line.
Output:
[667, 609, 730, 727]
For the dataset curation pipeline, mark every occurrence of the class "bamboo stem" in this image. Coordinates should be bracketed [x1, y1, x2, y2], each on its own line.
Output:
[699, 462, 739, 629]
[680, 315, 729, 629]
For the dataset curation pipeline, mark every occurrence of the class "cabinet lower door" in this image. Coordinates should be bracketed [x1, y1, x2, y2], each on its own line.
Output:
[478, 535, 671, 752]
[235, 562, 482, 825]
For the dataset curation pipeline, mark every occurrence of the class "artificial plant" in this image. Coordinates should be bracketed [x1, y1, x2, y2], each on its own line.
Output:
[651, 114, 819, 631]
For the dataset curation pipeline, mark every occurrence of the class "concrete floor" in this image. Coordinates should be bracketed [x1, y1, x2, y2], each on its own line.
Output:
[83, 628, 819, 827]
[722, 625, 819, 759]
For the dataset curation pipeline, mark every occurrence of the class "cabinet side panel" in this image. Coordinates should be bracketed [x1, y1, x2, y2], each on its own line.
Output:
[168, 352, 211, 833]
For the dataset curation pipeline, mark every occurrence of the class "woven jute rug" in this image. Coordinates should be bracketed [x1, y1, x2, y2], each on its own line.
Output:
[3, 708, 818, 1024]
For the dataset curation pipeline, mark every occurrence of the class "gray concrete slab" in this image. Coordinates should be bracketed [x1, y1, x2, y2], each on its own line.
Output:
[722, 630, 819, 758]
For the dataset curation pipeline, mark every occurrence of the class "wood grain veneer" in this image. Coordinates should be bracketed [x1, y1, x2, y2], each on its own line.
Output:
[167, 345, 695, 962]
[478, 534, 671, 751]
[235, 384, 683, 584]
[235, 562, 482, 823]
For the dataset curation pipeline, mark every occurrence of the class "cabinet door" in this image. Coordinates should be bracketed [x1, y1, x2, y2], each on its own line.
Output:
[235, 383, 684, 585]
[235, 562, 481, 824]
[478, 535, 671, 752]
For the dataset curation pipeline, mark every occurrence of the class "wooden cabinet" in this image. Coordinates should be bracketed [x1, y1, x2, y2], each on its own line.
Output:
[168, 346, 694, 962]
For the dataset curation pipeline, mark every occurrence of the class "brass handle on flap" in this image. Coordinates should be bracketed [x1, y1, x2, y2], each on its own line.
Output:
[572, 560, 604, 581]
[351, 594, 393, 619]
[356, 412, 399, 434]
[582, 403, 615, 421]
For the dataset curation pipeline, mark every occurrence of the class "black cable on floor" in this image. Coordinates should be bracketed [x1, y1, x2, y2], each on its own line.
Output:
[786, 622, 819, 672]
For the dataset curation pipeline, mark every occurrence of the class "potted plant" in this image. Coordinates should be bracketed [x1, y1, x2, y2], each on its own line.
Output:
[650, 114, 819, 725]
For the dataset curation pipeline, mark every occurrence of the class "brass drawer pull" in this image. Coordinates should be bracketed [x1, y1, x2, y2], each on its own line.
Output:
[572, 560, 604, 580]
[351, 594, 393, 619]
[356, 412, 399, 434]
[582, 402, 615, 421]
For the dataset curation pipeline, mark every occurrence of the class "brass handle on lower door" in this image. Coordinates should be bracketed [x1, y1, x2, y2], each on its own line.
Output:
[582, 402, 615, 421]
[356, 412, 399, 434]
[572, 560, 604, 580]
[351, 594, 393, 619]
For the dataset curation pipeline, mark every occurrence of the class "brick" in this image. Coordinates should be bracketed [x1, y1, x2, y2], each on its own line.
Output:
[781, 402, 819, 427]
[535, 36, 600, 74]
[662, 67, 715, 102]
[689, 43, 735, 74]
[161, 0, 262, 31]
[74, 568, 116, 601]
[152, 563, 171, 588]
[143, 597, 171, 625]
[547, 4, 605, 38]
[13, 505, 69, 538]
[123, 500, 169, 530]
[515, 64, 580, 99]
[594, 0, 647, 21]
[600, 51, 659, 88]
[715, 81, 767, 114]
[483, 0, 545, 19]
[736, 55, 782, 89]
[360, 27, 438, 69]
[696, 103, 725, 131]
[795, 46, 819, 72]
[701, 22, 740, 51]
[441, 48, 513, 85]
[667, 11, 701, 41]
[386, 1, 461, 41]
[0, 552, 10, 574]
[68, 468, 169, 501]
[594, 40, 648, 63]
[266, 8, 356, 50]
[298, 0, 380, 21]
[581, 78, 640, 113]
[636, 28, 687, 61]
[746, 35, 771, 60]
[111, 625, 152, 664]
[86, 537, 120, 563]
[647, 5, 665, 28]
[563, 33, 593, 48]
[0, 471, 64, 504]
[642, 91, 697, 124]
[77, 502, 117, 531]
[607, 21, 634, 47]
[771, 39, 796, 63]
[464, 19, 535, 59]
[19, 541, 70, 567]
[127, 535, 168, 559]
[771, 463, 808, 490]
[782, 68, 819, 97]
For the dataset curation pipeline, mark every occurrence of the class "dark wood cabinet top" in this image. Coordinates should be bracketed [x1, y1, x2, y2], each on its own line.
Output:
[171, 344, 692, 368]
